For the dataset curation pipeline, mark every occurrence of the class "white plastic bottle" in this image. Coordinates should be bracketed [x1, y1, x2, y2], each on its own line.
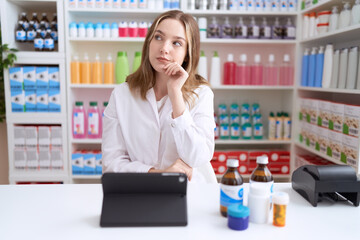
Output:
[346, 46, 359, 89]
[302, 14, 309, 39]
[339, 2, 351, 29]
[351, 0, 360, 25]
[338, 48, 349, 89]
[210, 51, 221, 86]
[357, 52, 360, 90]
[330, 49, 340, 88]
[198, 50, 208, 80]
[329, 6, 339, 32]
[322, 44, 334, 88]
[113, 0, 121, 8]
[247, 184, 270, 224]
[309, 12, 316, 38]
[87, 0, 95, 8]
[95, 0, 104, 8]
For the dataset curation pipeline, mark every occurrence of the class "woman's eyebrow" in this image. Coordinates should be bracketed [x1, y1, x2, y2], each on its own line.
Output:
[155, 29, 186, 41]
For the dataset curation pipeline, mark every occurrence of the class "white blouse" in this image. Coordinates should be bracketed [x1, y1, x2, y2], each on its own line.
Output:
[101, 82, 216, 183]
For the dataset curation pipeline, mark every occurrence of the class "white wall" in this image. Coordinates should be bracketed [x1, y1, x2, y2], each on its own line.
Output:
[0, 121, 9, 184]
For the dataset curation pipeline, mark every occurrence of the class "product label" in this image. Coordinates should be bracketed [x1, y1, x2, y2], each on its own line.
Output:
[220, 125, 229, 137]
[242, 125, 252, 137]
[250, 180, 274, 202]
[50, 31, 58, 41]
[26, 30, 36, 41]
[88, 112, 99, 135]
[16, 31, 26, 41]
[34, 38, 44, 49]
[231, 125, 240, 138]
[44, 38, 54, 49]
[74, 112, 85, 135]
[254, 124, 263, 137]
[220, 184, 244, 207]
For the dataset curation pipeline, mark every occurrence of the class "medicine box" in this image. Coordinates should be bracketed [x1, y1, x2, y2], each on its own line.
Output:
[318, 100, 331, 128]
[13, 126, 25, 147]
[72, 152, 83, 174]
[48, 67, 60, 90]
[343, 104, 360, 137]
[308, 99, 318, 125]
[211, 161, 226, 175]
[11, 90, 25, 112]
[238, 162, 248, 175]
[9, 67, 23, 91]
[38, 126, 51, 146]
[83, 152, 96, 174]
[327, 130, 342, 161]
[25, 126, 38, 146]
[94, 151, 102, 174]
[341, 134, 359, 169]
[227, 151, 248, 163]
[36, 90, 48, 112]
[24, 90, 36, 112]
[36, 67, 48, 90]
[329, 102, 344, 133]
[48, 89, 61, 112]
[39, 148, 51, 170]
[212, 151, 227, 162]
[50, 126, 62, 146]
[317, 126, 329, 155]
[26, 147, 39, 170]
[23, 66, 36, 91]
[14, 148, 26, 169]
[269, 151, 290, 163]
[51, 147, 63, 170]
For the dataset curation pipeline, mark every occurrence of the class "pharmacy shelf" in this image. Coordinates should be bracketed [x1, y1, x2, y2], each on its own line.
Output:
[14, 52, 65, 63]
[294, 142, 346, 166]
[300, 24, 360, 45]
[215, 139, 291, 145]
[300, 0, 333, 14]
[70, 84, 117, 89]
[186, 10, 298, 16]
[6, 113, 66, 124]
[9, 171, 69, 184]
[298, 86, 360, 95]
[212, 86, 294, 90]
[67, 8, 164, 15]
[201, 39, 296, 44]
[72, 174, 101, 180]
[69, 37, 145, 42]
[71, 138, 102, 144]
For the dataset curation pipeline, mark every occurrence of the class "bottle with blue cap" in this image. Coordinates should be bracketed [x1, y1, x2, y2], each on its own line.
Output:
[220, 159, 244, 217]
[111, 22, 118, 38]
[78, 22, 86, 38]
[103, 22, 110, 38]
[95, 22, 103, 38]
[227, 204, 250, 231]
[86, 22, 94, 38]
[69, 22, 78, 38]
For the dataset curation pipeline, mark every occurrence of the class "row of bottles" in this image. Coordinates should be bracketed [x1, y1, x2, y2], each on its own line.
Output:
[301, 44, 360, 90]
[68, 0, 180, 9]
[70, 51, 141, 84]
[72, 101, 107, 139]
[206, 16, 295, 39]
[189, 0, 297, 12]
[69, 21, 149, 38]
[302, 1, 360, 39]
[199, 51, 294, 86]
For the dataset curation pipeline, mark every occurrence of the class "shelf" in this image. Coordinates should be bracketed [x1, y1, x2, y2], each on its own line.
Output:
[70, 84, 117, 89]
[201, 39, 296, 44]
[215, 139, 291, 145]
[212, 86, 294, 90]
[300, 0, 334, 14]
[300, 24, 360, 45]
[10, 171, 68, 183]
[297, 86, 360, 95]
[186, 10, 298, 16]
[295, 142, 346, 166]
[15, 52, 65, 64]
[71, 138, 102, 144]
[69, 37, 145, 42]
[72, 174, 101, 180]
[67, 8, 164, 15]
[7, 113, 66, 124]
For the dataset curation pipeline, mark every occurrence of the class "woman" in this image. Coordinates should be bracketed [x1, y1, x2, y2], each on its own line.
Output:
[102, 10, 216, 183]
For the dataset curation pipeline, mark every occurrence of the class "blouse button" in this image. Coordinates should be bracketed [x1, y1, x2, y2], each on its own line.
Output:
[171, 123, 175, 128]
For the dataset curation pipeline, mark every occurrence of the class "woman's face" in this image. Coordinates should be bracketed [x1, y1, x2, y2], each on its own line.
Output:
[149, 18, 188, 74]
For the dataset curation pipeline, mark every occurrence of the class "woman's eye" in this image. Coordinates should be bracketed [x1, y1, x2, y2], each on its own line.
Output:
[154, 35, 162, 40]
[174, 41, 182, 46]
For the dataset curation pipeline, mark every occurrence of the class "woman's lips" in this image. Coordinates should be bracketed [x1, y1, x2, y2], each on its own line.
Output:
[157, 57, 170, 63]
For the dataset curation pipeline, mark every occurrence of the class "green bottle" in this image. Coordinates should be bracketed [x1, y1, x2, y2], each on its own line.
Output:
[132, 51, 142, 73]
[115, 51, 129, 84]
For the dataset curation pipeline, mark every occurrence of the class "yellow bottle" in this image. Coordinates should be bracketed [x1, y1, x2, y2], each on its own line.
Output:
[92, 53, 102, 84]
[103, 53, 114, 84]
[70, 54, 81, 84]
[80, 53, 91, 84]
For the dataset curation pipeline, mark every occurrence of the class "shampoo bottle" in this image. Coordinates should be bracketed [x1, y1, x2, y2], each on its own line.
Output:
[132, 51, 142, 73]
[315, 46, 325, 88]
[198, 50, 208, 80]
[81, 53, 91, 84]
[221, 17, 234, 39]
[235, 17, 248, 39]
[236, 54, 251, 85]
[329, 6, 339, 32]
[330, 49, 340, 88]
[338, 48, 349, 89]
[346, 46, 358, 89]
[224, 54, 237, 85]
[352, 0, 360, 25]
[248, 16, 260, 39]
[251, 54, 263, 85]
[115, 51, 129, 84]
[322, 44, 334, 88]
[279, 54, 294, 86]
[210, 51, 221, 86]
[308, 47, 317, 87]
[92, 53, 102, 84]
[339, 2, 351, 29]
[104, 53, 114, 84]
[301, 48, 310, 86]
[71, 54, 81, 84]
[264, 54, 278, 85]
[260, 17, 271, 39]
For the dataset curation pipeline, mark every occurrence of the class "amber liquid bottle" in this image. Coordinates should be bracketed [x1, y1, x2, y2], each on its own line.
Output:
[220, 159, 244, 217]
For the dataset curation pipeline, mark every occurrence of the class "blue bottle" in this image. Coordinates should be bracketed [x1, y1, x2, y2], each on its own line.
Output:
[301, 48, 310, 86]
[308, 47, 317, 87]
[315, 46, 325, 87]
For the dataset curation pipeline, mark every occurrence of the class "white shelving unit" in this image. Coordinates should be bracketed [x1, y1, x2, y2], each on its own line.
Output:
[1, 0, 69, 184]
[295, 0, 360, 175]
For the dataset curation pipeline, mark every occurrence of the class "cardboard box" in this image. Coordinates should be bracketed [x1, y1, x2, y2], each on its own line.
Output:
[318, 100, 331, 128]
[248, 151, 269, 162]
[211, 161, 226, 175]
[212, 151, 227, 162]
[23, 66, 36, 91]
[14, 126, 25, 147]
[38, 126, 51, 146]
[50, 126, 62, 146]
[26, 147, 38, 170]
[341, 134, 359, 169]
[308, 99, 318, 125]
[48, 89, 61, 112]
[317, 126, 329, 155]
[25, 126, 38, 146]
[94, 151, 102, 174]
[343, 104, 360, 137]
[36, 67, 48, 90]
[329, 102, 344, 133]
[268, 162, 290, 174]
[269, 151, 290, 163]
[36, 90, 48, 112]
[72, 152, 83, 174]
[48, 67, 60, 90]
[39, 148, 51, 170]
[9, 67, 23, 91]
[51, 147, 63, 170]
[238, 162, 248, 174]
[227, 151, 248, 163]
[83, 152, 96, 174]
[328, 130, 343, 161]
[11, 90, 25, 112]
[14, 148, 26, 169]
[24, 90, 36, 112]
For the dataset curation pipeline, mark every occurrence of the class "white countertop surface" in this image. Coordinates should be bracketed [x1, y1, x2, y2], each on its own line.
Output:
[0, 183, 359, 240]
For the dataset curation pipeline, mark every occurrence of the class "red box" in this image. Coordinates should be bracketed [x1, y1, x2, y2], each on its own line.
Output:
[269, 150, 290, 163]
[248, 161, 257, 174]
[238, 162, 249, 175]
[268, 162, 290, 174]
[248, 151, 270, 162]
[211, 161, 227, 175]
[212, 151, 227, 162]
[227, 151, 248, 163]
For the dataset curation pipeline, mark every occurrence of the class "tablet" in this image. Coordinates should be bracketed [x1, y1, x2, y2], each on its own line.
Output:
[100, 172, 188, 227]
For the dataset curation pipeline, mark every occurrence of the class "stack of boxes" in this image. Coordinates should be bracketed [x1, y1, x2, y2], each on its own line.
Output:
[9, 66, 60, 112]
[211, 150, 290, 176]
[295, 154, 334, 169]
[299, 98, 360, 169]
[72, 150, 102, 175]
[13, 125, 63, 170]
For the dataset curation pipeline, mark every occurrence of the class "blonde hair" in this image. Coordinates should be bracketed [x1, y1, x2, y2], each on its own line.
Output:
[126, 10, 209, 107]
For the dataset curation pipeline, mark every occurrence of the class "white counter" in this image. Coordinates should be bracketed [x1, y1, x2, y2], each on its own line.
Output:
[0, 183, 359, 240]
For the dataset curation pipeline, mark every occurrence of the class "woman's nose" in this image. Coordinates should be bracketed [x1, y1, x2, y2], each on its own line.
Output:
[160, 41, 170, 54]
